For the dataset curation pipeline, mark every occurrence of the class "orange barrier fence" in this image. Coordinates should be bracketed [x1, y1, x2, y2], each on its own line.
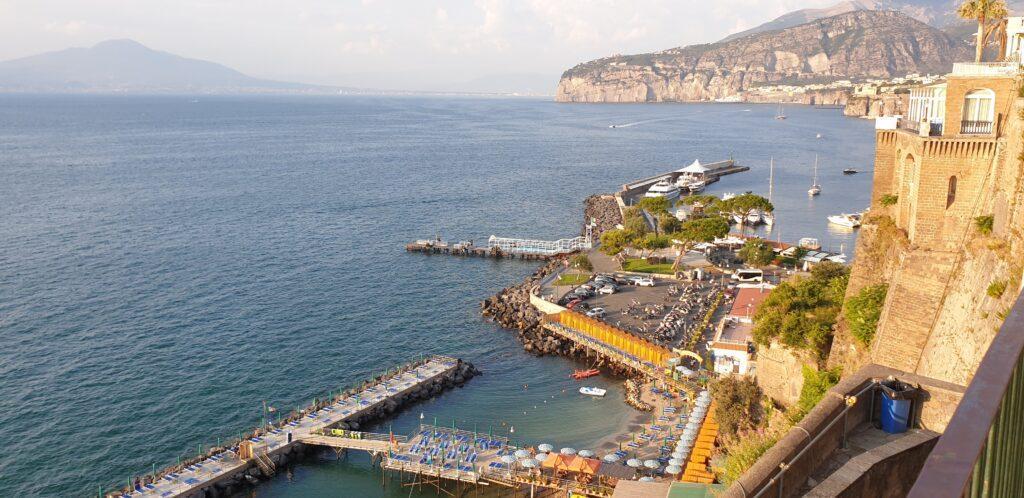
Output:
[545, 311, 672, 367]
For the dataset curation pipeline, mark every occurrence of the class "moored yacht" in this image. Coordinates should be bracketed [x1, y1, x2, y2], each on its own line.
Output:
[808, 155, 822, 196]
[827, 213, 863, 228]
[644, 179, 681, 203]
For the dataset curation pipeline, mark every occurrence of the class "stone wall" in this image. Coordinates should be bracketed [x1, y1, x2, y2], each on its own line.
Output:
[755, 341, 808, 407]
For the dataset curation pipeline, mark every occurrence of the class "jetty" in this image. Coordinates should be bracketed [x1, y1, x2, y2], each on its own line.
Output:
[617, 159, 749, 206]
[110, 356, 475, 498]
[406, 229, 593, 260]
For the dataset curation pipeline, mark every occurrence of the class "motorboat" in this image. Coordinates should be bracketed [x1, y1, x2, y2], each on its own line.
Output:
[761, 211, 775, 225]
[746, 212, 761, 224]
[816, 133, 823, 139]
[571, 369, 600, 380]
[644, 179, 681, 203]
[843, 168, 858, 175]
[808, 155, 822, 196]
[687, 180, 706, 193]
[580, 387, 607, 397]
[827, 213, 863, 228]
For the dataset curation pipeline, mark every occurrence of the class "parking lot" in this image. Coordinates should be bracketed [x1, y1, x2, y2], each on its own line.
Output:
[555, 273, 728, 350]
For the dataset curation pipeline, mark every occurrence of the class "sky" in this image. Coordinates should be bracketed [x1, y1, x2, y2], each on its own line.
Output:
[0, 0, 847, 93]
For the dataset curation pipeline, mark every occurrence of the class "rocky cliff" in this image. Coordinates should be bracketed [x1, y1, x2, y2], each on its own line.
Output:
[556, 10, 969, 103]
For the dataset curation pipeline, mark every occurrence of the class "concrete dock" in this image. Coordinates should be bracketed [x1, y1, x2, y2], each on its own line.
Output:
[114, 356, 464, 498]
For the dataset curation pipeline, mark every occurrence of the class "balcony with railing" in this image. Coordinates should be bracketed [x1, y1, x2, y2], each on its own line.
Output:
[908, 293, 1024, 498]
[960, 120, 995, 136]
[900, 117, 944, 137]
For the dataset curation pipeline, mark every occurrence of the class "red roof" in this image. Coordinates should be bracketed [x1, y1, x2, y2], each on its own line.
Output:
[729, 287, 771, 318]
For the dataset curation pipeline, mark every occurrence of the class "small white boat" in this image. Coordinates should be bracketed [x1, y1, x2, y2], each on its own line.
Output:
[762, 158, 775, 226]
[580, 387, 607, 397]
[808, 155, 821, 196]
[746, 212, 761, 224]
[687, 180, 706, 193]
[827, 213, 862, 228]
[722, 192, 737, 201]
[644, 179, 681, 203]
[761, 212, 774, 225]
[816, 133, 823, 139]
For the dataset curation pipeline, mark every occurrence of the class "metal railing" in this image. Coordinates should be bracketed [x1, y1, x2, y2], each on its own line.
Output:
[908, 294, 1024, 498]
[952, 61, 1022, 77]
[961, 120, 995, 135]
[900, 118, 943, 137]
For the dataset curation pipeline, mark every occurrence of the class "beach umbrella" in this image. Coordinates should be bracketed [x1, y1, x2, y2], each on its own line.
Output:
[603, 454, 621, 463]
[639, 476, 655, 482]
[672, 452, 685, 461]
[560, 447, 577, 455]
[534, 452, 549, 462]
[514, 449, 531, 459]
[578, 449, 595, 458]
[666, 465, 683, 475]
[500, 455, 516, 464]
[643, 459, 660, 469]
[520, 458, 539, 469]
[626, 459, 642, 468]
[668, 458, 684, 467]
[537, 443, 554, 453]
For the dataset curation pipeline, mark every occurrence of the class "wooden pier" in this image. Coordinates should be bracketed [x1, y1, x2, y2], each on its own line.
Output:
[112, 356, 462, 498]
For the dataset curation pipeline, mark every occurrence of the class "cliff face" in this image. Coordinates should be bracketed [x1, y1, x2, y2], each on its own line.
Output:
[556, 11, 969, 103]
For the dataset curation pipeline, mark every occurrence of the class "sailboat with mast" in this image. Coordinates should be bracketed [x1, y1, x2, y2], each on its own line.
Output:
[775, 102, 787, 120]
[762, 158, 775, 225]
[808, 155, 822, 196]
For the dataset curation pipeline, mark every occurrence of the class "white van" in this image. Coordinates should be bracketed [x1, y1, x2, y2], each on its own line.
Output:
[733, 268, 764, 284]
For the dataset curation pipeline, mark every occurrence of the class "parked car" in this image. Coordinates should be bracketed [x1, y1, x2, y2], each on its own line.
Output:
[585, 307, 606, 318]
[597, 284, 618, 295]
[635, 277, 656, 287]
[566, 299, 583, 310]
[573, 288, 594, 298]
[593, 276, 615, 285]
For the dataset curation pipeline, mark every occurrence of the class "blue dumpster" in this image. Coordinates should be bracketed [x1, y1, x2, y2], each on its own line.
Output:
[880, 381, 915, 434]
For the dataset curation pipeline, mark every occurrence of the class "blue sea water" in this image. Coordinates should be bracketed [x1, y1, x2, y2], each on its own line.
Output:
[0, 95, 875, 497]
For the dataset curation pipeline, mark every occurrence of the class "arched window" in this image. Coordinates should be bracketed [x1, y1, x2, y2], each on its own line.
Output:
[947, 176, 957, 208]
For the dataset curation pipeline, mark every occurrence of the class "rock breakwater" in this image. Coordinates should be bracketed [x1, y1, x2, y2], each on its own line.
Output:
[583, 194, 623, 237]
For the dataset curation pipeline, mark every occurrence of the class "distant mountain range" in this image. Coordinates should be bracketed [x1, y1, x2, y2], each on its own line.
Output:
[722, 0, 1024, 42]
[557, 10, 970, 103]
[0, 39, 341, 94]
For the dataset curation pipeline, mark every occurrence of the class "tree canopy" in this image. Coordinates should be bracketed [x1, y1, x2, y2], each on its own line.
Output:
[720, 193, 773, 218]
[637, 196, 671, 216]
[958, 0, 1009, 62]
[671, 216, 730, 247]
[738, 238, 775, 266]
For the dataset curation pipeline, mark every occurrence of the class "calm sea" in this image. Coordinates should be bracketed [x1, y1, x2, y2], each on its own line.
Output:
[0, 95, 875, 497]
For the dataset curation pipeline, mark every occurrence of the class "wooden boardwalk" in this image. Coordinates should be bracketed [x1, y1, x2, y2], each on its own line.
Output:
[118, 356, 459, 498]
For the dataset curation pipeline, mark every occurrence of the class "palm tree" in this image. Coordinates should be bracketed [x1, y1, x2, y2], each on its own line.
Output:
[958, 0, 1009, 62]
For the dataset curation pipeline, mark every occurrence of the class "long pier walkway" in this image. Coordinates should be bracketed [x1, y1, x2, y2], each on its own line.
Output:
[118, 356, 459, 498]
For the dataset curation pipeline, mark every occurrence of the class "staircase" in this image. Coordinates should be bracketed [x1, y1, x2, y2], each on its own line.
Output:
[254, 451, 276, 476]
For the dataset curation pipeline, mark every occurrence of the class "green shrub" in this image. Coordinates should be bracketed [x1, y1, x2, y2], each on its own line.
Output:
[709, 376, 764, 437]
[713, 431, 778, 486]
[570, 253, 593, 272]
[880, 194, 899, 207]
[988, 280, 1008, 298]
[789, 366, 841, 423]
[599, 229, 629, 255]
[753, 263, 850, 360]
[975, 215, 994, 235]
[844, 284, 888, 345]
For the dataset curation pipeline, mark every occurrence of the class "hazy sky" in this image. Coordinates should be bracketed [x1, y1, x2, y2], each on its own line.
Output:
[1, 0, 844, 91]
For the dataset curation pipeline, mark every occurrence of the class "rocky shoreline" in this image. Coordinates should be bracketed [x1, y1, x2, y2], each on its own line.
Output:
[479, 257, 640, 378]
[582, 194, 623, 237]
